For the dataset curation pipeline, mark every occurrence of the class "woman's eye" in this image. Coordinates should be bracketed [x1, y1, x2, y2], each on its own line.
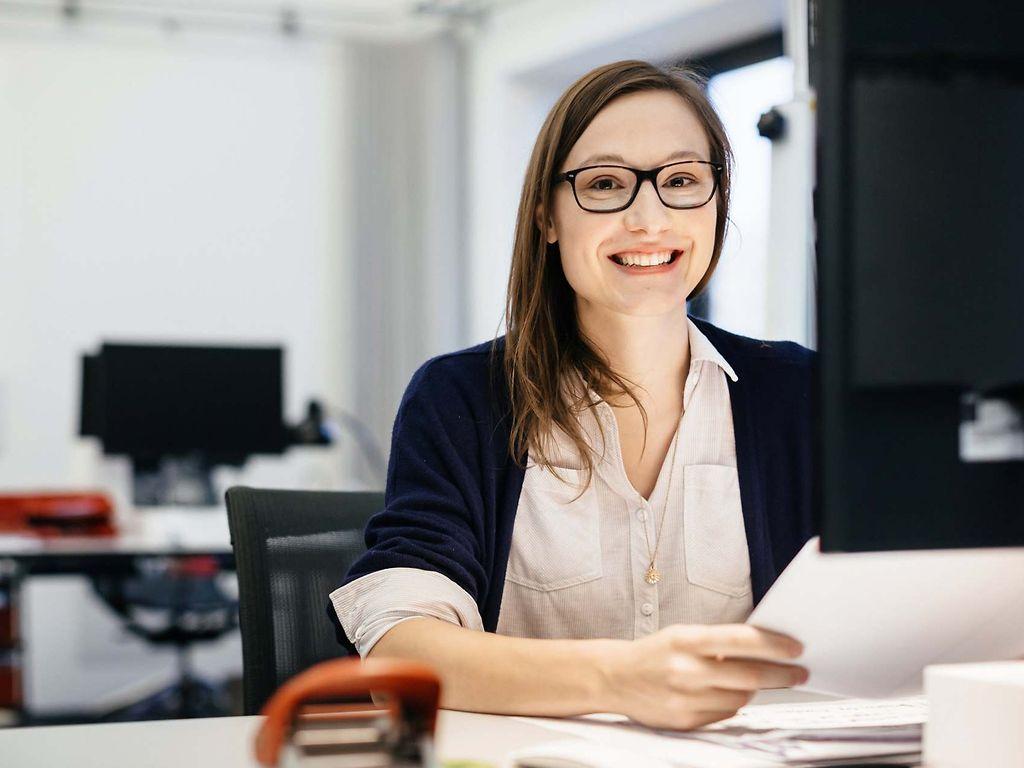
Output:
[589, 177, 621, 190]
[666, 175, 696, 188]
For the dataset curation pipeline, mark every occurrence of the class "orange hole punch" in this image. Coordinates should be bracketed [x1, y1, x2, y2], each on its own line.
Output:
[255, 657, 441, 768]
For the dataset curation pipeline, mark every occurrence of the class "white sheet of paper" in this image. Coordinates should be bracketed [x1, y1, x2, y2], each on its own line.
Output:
[747, 536, 1024, 698]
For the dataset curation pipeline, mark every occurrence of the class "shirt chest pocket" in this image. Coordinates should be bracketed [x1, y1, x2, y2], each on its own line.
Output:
[505, 465, 603, 591]
[683, 464, 752, 598]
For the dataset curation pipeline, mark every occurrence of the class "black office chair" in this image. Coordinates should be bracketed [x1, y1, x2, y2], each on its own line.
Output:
[224, 486, 382, 715]
[91, 556, 238, 721]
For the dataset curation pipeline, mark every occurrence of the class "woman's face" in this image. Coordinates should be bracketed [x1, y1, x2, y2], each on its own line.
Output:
[544, 90, 718, 320]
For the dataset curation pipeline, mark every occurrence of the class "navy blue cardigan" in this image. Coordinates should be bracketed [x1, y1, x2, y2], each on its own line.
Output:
[329, 317, 816, 651]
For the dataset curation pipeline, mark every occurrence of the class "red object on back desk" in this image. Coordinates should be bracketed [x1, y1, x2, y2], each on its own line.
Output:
[0, 493, 117, 537]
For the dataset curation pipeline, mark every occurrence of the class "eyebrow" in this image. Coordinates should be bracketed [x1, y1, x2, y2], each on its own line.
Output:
[574, 149, 705, 167]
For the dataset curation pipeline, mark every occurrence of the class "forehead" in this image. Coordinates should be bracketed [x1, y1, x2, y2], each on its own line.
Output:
[564, 89, 711, 169]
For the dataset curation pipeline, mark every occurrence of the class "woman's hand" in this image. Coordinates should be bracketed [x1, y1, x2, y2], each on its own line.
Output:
[602, 623, 808, 730]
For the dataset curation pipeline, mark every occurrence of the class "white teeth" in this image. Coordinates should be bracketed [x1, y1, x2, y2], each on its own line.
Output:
[614, 250, 674, 267]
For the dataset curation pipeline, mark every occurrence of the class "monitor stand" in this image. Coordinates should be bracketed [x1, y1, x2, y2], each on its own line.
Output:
[132, 454, 217, 506]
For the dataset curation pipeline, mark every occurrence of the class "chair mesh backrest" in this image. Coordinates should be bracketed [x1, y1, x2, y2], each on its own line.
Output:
[225, 486, 383, 715]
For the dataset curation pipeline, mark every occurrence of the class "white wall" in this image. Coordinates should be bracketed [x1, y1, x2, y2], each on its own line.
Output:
[345, 34, 467, 446]
[0, 25, 359, 494]
[0, 22, 360, 713]
[0, 18, 470, 713]
[707, 56, 795, 340]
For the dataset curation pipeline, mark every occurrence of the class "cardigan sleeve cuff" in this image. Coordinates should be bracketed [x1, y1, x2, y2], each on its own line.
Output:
[329, 567, 485, 658]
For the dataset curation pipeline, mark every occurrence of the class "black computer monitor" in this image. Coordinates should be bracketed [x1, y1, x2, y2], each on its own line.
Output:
[79, 343, 287, 467]
[813, 0, 1024, 551]
[79, 352, 103, 440]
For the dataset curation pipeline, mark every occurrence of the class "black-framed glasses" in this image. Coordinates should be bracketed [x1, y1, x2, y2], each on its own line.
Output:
[556, 160, 723, 213]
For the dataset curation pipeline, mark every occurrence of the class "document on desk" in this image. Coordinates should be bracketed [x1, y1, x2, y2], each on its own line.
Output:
[516, 697, 926, 767]
[748, 536, 1024, 698]
[690, 697, 926, 765]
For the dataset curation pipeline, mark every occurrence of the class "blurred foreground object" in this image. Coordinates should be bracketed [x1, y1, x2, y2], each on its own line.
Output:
[925, 661, 1024, 768]
[256, 657, 440, 768]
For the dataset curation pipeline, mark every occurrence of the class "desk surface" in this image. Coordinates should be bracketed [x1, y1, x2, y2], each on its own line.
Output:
[0, 507, 233, 573]
[1, 692, 917, 768]
[0, 711, 559, 768]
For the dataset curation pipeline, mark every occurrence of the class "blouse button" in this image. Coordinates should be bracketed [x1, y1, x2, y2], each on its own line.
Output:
[640, 602, 654, 616]
[636, 509, 647, 522]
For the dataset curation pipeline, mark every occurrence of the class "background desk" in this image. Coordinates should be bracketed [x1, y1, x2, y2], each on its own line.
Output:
[0, 506, 234, 575]
[1, 711, 558, 768]
[0, 507, 237, 719]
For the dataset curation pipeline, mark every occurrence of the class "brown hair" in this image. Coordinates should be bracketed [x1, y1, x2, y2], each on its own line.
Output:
[500, 60, 733, 486]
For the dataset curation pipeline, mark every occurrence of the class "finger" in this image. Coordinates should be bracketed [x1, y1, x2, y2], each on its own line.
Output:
[675, 624, 803, 661]
[700, 658, 809, 692]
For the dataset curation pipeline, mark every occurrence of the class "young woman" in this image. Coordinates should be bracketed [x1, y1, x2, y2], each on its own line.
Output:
[330, 60, 815, 731]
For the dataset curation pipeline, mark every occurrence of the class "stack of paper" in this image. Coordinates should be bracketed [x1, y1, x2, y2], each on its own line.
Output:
[516, 697, 926, 766]
[686, 697, 926, 764]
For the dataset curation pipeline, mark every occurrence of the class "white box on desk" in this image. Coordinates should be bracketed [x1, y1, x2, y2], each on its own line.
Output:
[924, 661, 1024, 768]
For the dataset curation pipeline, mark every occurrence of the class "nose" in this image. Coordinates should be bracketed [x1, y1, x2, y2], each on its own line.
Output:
[622, 177, 671, 235]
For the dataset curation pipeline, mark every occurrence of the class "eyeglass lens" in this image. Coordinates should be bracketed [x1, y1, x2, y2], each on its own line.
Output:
[572, 162, 715, 211]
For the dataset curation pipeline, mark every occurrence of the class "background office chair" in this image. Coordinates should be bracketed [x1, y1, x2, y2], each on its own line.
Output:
[91, 555, 238, 720]
[225, 486, 382, 715]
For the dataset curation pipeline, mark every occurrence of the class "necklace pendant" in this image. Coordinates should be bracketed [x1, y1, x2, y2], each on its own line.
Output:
[645, 565, 661, 585]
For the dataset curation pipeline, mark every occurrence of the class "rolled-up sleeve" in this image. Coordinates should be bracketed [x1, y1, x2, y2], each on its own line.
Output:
[330, 567, 484, 658]
[326, 352, 500, 654]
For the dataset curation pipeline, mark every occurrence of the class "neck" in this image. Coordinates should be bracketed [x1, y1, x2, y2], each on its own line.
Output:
[576, 300, 690, 407]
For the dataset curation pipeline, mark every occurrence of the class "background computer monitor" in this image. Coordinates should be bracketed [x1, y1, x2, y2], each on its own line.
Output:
[80, 343, 287, 468]
[813, 0, 1024, 551]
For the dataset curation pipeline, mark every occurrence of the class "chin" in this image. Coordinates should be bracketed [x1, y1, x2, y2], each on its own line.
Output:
[612, 293, 690, 318]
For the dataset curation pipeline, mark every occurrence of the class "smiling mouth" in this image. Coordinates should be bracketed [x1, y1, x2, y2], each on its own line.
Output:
[609, 250, 682, 268]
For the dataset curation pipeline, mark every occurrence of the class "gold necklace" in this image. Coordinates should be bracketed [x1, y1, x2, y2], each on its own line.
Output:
[640, 425, 682, 585]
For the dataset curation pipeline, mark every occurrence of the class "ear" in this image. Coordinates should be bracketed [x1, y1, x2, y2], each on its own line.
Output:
[534, 203, 558, 245]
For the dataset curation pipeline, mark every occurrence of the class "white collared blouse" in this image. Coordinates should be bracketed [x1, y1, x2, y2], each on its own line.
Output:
[332, 318, 752, 657]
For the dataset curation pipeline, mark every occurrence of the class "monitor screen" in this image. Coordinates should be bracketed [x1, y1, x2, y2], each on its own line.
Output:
[94, 343, 286, 462]
[813, 0, 1024, 551]
[79, 353, 103, 439]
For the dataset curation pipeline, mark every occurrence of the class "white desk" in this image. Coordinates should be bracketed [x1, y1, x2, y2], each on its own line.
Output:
[0, 507, 233, 574]
[0, 711, 559, 768]
[0, 692, 923, 768]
